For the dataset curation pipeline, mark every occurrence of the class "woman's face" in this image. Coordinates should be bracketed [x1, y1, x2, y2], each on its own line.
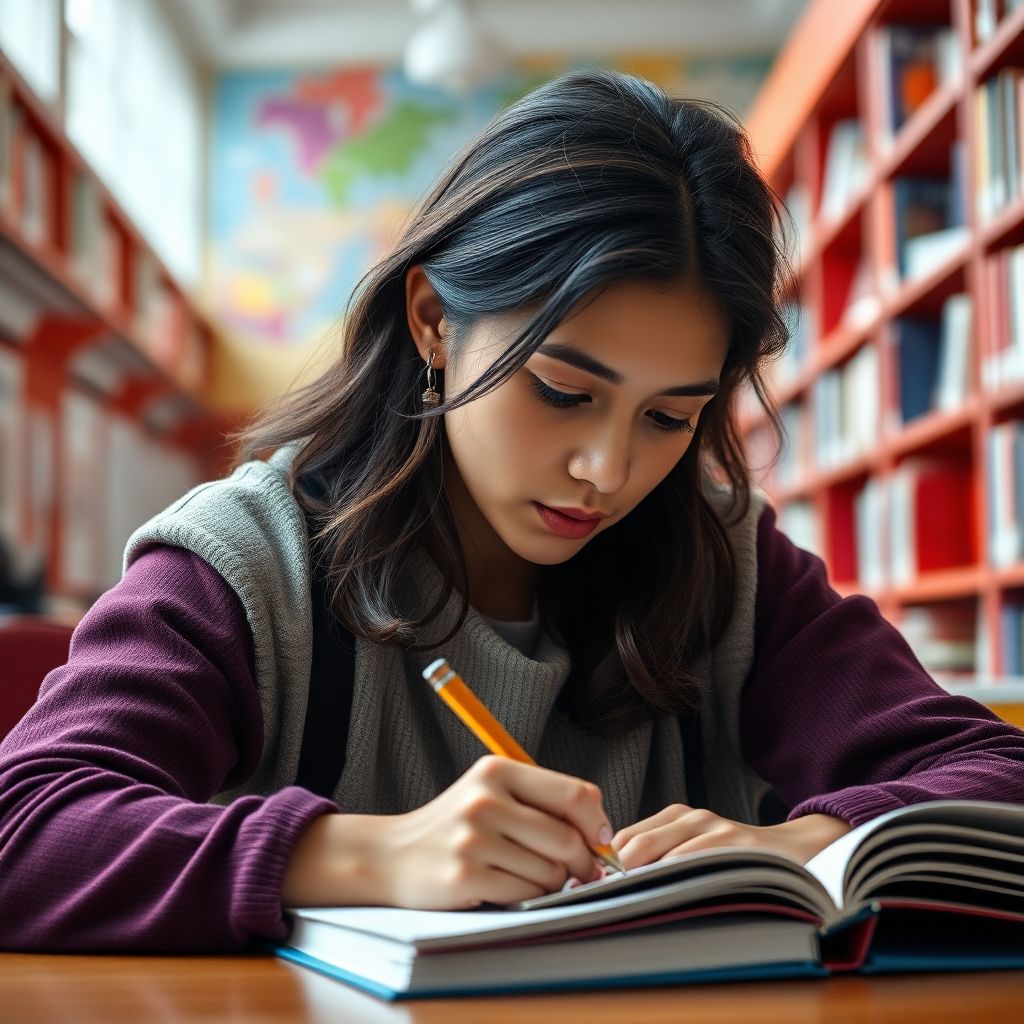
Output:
[439, 279, 730, 569]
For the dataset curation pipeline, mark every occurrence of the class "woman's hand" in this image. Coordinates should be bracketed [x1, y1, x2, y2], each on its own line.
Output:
[612, 805, 852, 868]
[282, 756, 610, 910]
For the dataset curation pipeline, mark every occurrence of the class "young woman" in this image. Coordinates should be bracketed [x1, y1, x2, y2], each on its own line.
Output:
[2, 69, 1023, 953]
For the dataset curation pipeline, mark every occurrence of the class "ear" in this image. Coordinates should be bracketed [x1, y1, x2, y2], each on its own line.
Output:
[405, 264, 449, 369]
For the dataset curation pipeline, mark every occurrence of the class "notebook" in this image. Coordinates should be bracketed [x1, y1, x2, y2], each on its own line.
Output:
[273, 799, 1024, 1000]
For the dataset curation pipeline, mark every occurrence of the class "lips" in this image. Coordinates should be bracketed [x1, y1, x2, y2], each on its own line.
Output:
[533, 503, 603, 539]
[544, 506, 607, 521]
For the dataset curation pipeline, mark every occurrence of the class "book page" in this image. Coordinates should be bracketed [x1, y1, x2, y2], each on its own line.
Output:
[805, 800, 1024, 910]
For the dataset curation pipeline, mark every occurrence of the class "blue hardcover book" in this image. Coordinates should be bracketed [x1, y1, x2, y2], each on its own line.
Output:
[274, 801, 1024, 1000]
[895, 317, 941, 423]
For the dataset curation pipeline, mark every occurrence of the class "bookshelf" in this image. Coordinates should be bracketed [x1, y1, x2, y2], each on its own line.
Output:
[745, 0, 1024, 728]
[0, 50, 229, 617]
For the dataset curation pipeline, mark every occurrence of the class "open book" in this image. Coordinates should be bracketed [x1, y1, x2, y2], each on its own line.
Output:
[274, 800, 1024, 1000]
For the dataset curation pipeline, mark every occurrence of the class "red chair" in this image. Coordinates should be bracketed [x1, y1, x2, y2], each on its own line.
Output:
[0, 617, 74, 740]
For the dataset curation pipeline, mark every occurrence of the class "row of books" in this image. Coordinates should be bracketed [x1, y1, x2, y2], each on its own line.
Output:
[819, 120, 868, 224]
[0, 359, 202, 604]
[981, 244, 1024, 391]
[974, 67, 1024, 225]
[975, 0, 1024, 44]
[853, 459, 975, 591]
[891, 294, 972, 425]
[771, 502, 978, 674]
[811, 344, 878, 471]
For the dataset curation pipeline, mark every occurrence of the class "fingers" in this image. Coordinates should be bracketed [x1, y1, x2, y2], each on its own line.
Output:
[492, 799, 604, 884]
[615, 807, 735, 869]
[469, 756, 613, 857]
[613, 803, 694, 849]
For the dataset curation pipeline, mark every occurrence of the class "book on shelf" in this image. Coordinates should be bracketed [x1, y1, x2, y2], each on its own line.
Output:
[0, 345, 23, 549]
[777, 402, 806, 491]
[889, 297, 971, 425]
[811, 345, 878, 470]
[1000, 600, 1024, 675]
[983, 245, 1024, 390]
[987, 419, 1024, 568]
[819, 120, 868, 223]
[0, 76, 13, 215]
[889, 459, 974, 585]
[899, 603, 978, 674]
[777, 302, 814, 388]
[893, 161, 968, 282]
[935, 293, 972, 411]
[843, 258, 880, 329]
[974, 0, 1024, 45]
[973, 69, 1024, 224]
[855, 476, 890, 591]
[893, 318, 942, 425]
[18, 126, 49, 246]
[273, 800, 1024, 1000]
[782, 183, 812, 264]
[778, 500, 820, 557]
[877, 24, 960, 139]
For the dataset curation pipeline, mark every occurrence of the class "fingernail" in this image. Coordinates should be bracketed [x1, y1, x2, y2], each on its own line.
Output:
[597, 823, 613, 844]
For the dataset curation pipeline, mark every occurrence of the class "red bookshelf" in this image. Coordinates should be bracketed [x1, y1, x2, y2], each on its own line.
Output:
[746, 0, 1024, 727]
[0, 50, 230, 615]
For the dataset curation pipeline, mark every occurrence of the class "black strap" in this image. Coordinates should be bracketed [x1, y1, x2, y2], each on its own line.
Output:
[679, 710, 707, 809]
[295, 546, 356, 800]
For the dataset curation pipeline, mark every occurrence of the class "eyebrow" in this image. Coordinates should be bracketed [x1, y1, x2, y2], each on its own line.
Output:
[536, 343, 720, 397]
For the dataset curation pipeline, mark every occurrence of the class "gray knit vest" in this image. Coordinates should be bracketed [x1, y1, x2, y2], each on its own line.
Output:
[123, 447, 772, 826]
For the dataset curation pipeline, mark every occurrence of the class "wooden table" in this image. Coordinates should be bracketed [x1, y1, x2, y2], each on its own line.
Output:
[1, 954, 1023, 1023]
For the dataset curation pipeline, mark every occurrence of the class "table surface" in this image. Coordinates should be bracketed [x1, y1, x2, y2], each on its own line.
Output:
[1, 954, 1022, 1024]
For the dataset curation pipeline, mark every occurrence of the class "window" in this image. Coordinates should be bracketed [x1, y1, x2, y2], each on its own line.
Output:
[64, 0, 202, 285]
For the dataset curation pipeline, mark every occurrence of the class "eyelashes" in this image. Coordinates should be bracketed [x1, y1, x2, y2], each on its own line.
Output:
[526, 373, 695, 435]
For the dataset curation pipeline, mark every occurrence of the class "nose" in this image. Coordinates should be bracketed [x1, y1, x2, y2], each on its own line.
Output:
[568, 420, 632, 495]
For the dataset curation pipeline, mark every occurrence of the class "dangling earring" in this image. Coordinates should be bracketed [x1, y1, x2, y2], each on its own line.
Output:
[421, 348, 442, 407]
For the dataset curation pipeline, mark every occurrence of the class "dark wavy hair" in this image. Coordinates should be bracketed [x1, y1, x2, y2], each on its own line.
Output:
[236, 67, 792, 736]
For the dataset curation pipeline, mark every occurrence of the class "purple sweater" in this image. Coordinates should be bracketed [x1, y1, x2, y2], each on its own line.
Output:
[1, 505, 1023, 952]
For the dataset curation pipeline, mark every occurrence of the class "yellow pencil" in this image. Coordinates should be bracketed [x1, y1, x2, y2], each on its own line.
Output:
[422, 656, 626, 875]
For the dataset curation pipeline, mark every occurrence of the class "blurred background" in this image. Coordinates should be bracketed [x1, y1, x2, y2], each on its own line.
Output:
[3, 0, 1024, 731]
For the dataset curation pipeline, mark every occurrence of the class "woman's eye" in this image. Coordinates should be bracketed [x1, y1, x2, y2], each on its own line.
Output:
[527, 374, 589, 409]
[526, 374, 695, 434]
[650, 410, 696, 434]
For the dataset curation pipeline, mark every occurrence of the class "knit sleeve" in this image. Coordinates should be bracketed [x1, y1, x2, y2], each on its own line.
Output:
[0, 545, 337, 952]
[740, 505, 1024, 827]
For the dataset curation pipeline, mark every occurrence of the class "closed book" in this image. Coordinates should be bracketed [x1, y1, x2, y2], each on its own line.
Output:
[894, 318, 941, 422]
[274, 801, 1024, 1000]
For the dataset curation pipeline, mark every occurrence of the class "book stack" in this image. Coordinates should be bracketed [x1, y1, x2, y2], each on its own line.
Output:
[811, 345, 878, 470]
[986, 419, 1024, 568]
[274, 801, 1024, 999]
